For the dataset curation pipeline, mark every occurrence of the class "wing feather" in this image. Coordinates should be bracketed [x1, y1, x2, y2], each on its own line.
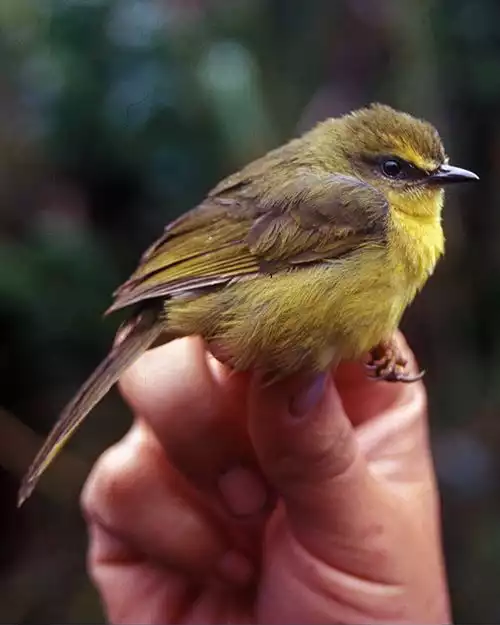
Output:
[108, 172, 388, 314]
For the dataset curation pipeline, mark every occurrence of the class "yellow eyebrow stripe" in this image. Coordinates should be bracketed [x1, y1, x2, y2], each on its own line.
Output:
[392, 141, 439, 172]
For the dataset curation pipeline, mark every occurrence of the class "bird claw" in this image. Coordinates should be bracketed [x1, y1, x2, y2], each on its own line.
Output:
[364, 340, 425, 383]
[367, 367, 426, 383]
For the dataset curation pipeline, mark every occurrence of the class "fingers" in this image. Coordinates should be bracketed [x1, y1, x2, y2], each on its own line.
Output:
[87, 524, 191, 625]
[118, 337, 271, 521]
[247, 370, 420, 581]
[118, 337, 260, 500]
[82, 420, 254, 587]
[99, 331, 431, 590]
[248, 372, 375, 524]
[83, 335, 270, 599]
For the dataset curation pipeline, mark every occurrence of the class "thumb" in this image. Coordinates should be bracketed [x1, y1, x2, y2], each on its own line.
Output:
[248, 372, 398, 568]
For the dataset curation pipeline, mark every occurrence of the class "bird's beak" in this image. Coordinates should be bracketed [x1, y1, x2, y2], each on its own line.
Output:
[428, 164, 479, 185]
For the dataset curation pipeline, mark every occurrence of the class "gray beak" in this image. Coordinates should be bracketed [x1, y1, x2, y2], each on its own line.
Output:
[429, 164, 479, 185]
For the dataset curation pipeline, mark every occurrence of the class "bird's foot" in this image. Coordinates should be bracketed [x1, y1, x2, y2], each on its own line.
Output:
[364, 339, 425, 383]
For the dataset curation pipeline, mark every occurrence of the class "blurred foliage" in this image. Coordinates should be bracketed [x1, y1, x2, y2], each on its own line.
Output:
[0, 0, 499, 622]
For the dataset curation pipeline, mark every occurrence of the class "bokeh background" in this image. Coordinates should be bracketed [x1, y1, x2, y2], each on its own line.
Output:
[0, 0, 498, 622]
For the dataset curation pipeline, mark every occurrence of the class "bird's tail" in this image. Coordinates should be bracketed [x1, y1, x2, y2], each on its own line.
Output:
[18, 307, 164, 507]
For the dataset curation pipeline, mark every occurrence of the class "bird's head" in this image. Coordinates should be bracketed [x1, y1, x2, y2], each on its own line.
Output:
[319, 103, 478, 219]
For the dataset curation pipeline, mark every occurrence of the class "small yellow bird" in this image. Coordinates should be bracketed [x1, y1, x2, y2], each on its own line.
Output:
[18, 103, 478, 506]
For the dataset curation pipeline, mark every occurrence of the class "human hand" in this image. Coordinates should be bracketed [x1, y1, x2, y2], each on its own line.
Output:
[82, 332, 450, 624]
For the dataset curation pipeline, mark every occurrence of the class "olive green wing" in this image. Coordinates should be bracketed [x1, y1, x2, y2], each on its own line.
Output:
[245, 173, 388, 263]
[108, 172, 388, 312]
[107, 200, 262, 312]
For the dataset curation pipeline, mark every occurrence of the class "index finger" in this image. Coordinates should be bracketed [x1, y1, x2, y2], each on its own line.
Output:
[118, 336, 255, 491]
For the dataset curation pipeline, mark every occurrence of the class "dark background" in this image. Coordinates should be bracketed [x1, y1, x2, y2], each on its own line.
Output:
[0, 0, 498, 622]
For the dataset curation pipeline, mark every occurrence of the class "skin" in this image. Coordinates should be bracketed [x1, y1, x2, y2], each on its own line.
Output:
[82, 332, 450, 624]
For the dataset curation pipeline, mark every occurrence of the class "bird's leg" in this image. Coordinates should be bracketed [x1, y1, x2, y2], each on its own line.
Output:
[364, 338, 425, 383]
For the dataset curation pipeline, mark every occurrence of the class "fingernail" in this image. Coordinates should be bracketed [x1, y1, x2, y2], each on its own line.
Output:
[218, 467, 267, 517]
[216, 550, 254, 586]
[289, 373, 327, 418]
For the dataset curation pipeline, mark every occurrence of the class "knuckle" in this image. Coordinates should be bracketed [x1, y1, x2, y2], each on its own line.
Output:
[273, 414, 357, 487]
[81, 431, 146, 524]
[311, 414, 357, 480]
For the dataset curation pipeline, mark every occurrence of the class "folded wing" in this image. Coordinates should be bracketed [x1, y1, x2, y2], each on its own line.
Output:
[109, 171, 388, 313]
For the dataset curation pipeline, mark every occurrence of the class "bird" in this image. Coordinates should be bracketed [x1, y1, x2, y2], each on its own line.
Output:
[18, 103, 478, 506]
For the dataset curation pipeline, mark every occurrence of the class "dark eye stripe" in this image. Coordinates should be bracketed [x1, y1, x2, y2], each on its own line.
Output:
[362, 154, 429, 181]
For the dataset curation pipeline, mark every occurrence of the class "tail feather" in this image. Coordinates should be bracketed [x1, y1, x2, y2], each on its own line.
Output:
[18, 307, 164, 507]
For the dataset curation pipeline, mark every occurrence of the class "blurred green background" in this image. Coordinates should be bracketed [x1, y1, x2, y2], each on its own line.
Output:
[0, 0, 498, 622]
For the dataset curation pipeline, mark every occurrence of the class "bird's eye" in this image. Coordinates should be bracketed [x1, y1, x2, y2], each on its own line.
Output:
[381, 159, 402, 178]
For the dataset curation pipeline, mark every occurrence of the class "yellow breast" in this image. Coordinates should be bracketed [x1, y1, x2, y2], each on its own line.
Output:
[167, 207, 444, 376]
[387, 202, 445, 307]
